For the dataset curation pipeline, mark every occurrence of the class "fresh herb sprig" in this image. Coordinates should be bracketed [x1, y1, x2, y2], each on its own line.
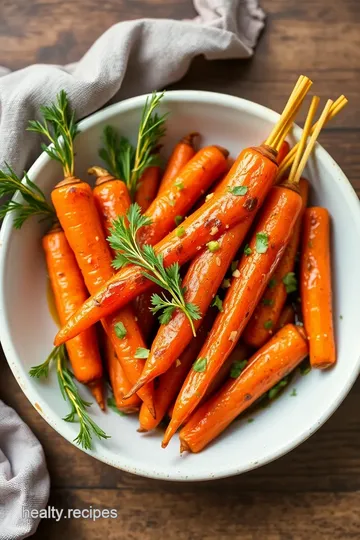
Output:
[108, 203, 201, 335]
[0, 164, 55, 228]
[27, 90, 78, 178]
[30, 345, 110, 450]
[100, 92, 167, 199]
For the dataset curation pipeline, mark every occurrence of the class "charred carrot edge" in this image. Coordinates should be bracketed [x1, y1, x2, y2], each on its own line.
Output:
[139, 145, 229, 246]
[55, 76, 312, 344]
[52, 176, 155, 415]
[158, 132, 199, 195]
[138, 311, 215, 432]
[300, 207, 335, 368]
[42, 225, 104, 408]
[243, 178, 309, 348]
[104, 336, 141, 413]
[179, 324, 308, 453]
[162, 184, 303, 447]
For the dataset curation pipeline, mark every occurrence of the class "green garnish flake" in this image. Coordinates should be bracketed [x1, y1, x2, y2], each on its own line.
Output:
[176, 226, 185, 238]
[211, 295, 223, 312]
[264, 319, 273, 330]
[107, 397, 125, 416]
[222, 278, 231, 289]
[134, 347, 150, 359]
[262, 298, 274, 307]
[230, 359, 248, 379]
[340, 315, 343, 320]
[207, 241, 220, 253]
[193, 357, 207, 372]
[175, 215, 183, 226]
[244, 244, 252, 256]
[268, 378, 288, 400]
[268, 278, 277, 289]
[255, 232, 269, 254]
[299, 360, 311, 376]
[283, 272, 297, 294]
[114, 321, 127, 339]
[175, 179, 184, 191]
[290, 388, 297, 397]
[247, 418, 254, 423]
[228, 185, 248, 196]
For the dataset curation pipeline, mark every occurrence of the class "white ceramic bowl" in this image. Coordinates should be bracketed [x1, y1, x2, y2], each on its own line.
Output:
[1, 91, 360, 482]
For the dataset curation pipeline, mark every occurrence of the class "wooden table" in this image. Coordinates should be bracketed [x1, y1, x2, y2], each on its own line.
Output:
[1, 1, 360, 538]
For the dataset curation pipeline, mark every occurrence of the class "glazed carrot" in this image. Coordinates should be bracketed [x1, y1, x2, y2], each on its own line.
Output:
[162, 185, 303, 445]
[138, 311, 215, 432]
[55, 76, 312, 344]
[104, 337, 141, 413]
[135, 165, 161, 212]
[42, 225, 104, 407]
[162, 96, 332, 446]
[274, 304, 295, 332]
[300, 207, 335, 368]
[243, 178, 309, 348]
[51, 177, 155, 414]
[91, 166, 158, 343]
[138, 145, 229, 246]
[277, 140, 290, 164]
[158, 132, 199, 195]
[127, 215, 256, 396]
[179, 324, 308, 453]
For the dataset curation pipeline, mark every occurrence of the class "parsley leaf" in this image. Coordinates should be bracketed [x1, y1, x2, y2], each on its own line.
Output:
[193, 357, 207, 372]
[134, 347, 150, 359]
[228, 186, 248, 196]
[114, 321, 127, 339]
[244, 244, 252, 256]
[211, 295, 223, 312]
[282, 272, 297, 294]
[255, 232, 269, 254]
[230, 359, 248, 378]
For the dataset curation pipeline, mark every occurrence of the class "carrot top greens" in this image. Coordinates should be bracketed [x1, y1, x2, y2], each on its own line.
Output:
[108, 203, 201, 335]
[99, 92, 167, 200]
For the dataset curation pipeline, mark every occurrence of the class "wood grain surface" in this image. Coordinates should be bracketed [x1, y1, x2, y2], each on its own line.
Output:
[1, 0, 360, 538]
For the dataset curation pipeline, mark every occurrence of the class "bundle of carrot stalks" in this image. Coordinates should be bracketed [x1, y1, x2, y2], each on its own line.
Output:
[0, 76, 347, 452]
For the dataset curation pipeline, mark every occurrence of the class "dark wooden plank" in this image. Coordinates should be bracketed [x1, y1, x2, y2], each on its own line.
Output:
[36, 489, 360, 539]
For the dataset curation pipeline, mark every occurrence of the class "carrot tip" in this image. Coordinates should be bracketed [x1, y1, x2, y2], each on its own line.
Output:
[137, 427, 147, 433]
[180, 440, 190, 454]
[123, 379, 145, 400]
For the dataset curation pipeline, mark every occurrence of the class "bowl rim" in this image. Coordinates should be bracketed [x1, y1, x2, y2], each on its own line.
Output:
[1, 89, 360, 482]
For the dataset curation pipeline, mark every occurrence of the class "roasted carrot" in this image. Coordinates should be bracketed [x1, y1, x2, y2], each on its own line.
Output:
[51, 177, 155, 414]
[300, 207, 335, 368]
[104, 337, 141, 413]
[55, 76, 312, 344]
[277, 140, 290, 164]
[162, 185, 303, 445]
[158, 132, 199, 195]
[135, 164, 161, 212]
[42, 225, 104, 407]
[127, 216, 256, 397]
[243, 178, 309, 348]
[162, 96, 332, 446]
[138, 145, 229, 246]
[138, 311, 215, 432]
[179, 324, 308, 453]
[274, 304, 295, 332]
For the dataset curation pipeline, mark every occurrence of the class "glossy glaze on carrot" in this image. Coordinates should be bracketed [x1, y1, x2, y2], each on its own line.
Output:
[300, 207, 336, 368]
[179, 324, 308, 453]
[158, 132, 199, 195]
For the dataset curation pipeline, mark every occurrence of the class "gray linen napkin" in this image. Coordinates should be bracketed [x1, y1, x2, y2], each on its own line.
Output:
[0, 0, 265, 537]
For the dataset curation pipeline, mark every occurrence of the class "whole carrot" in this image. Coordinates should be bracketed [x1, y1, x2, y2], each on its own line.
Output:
[162, 185, 303, 445]
[138, 311, 214, 432]
[104, 337, 141, 413]
[243, 178, 309, 348]
[51, 173, 154, 415]
[139, 145, 229, 246]
[300, 207, 335, 368]
[158, 132, 199, 195]
[43, 225, 104, 407]
[179, 324, 308, 453]
[55, 76, 312, 344]
[135, 164, 161, 212]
